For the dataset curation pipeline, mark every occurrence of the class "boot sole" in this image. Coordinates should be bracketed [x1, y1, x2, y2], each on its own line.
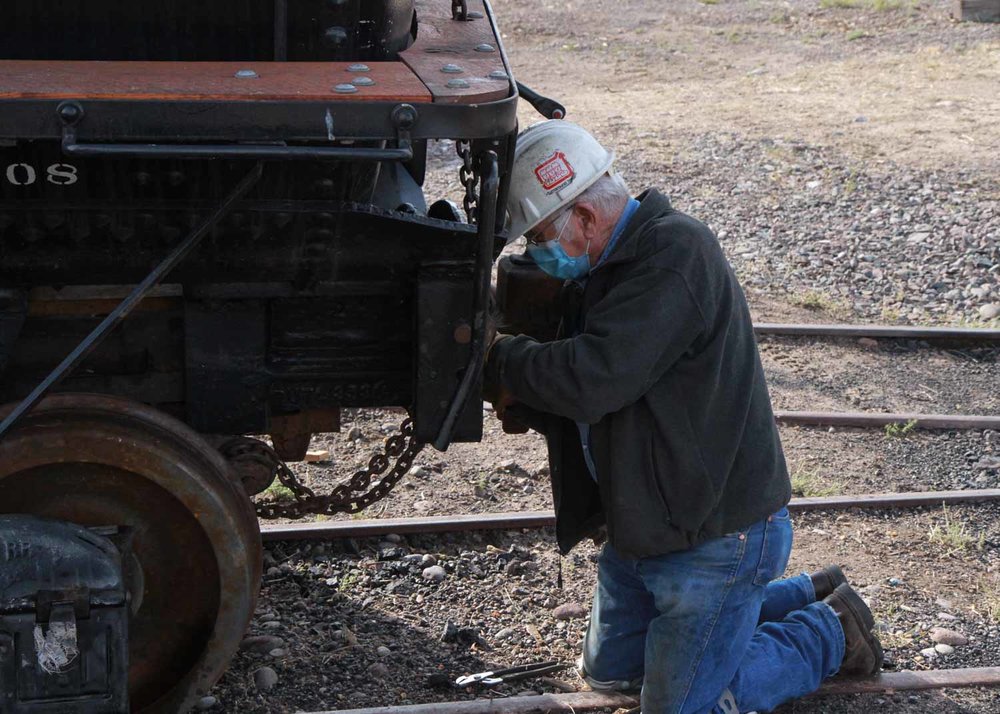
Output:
[832, 583, 875, 632]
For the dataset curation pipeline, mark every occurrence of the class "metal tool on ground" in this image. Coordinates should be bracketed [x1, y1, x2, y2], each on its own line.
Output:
[455, 660, 568, 688]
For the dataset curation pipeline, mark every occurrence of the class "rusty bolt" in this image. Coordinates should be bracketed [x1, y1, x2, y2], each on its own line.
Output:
[454, 322, 472, 344]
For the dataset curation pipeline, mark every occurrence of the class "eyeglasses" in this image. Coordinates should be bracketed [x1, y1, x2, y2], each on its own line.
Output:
[525, 207, 573, 247]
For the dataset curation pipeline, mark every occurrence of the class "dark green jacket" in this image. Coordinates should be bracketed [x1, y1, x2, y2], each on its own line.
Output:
[486, 189, 790, 558]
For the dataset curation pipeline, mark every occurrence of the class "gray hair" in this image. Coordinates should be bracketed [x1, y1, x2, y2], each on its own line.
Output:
[574, 172, 630, 218]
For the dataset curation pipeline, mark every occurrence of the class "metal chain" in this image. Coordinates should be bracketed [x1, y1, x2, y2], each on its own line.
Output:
[228, 417, 425, 519]
[456, 140, 480, 224]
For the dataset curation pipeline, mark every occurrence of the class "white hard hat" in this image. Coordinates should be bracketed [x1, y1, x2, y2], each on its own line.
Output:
[505, 120, 615, 243]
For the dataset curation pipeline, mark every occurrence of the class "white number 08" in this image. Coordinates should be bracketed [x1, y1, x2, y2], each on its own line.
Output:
[4, 163, 79, 186]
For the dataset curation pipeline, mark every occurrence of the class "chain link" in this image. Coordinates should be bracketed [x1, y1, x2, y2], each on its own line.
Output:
[224, 417, 425, 519]
[456, 140, 480, 224]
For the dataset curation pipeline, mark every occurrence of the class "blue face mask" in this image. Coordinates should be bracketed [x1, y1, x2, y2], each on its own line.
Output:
[525, 211, 591, 281]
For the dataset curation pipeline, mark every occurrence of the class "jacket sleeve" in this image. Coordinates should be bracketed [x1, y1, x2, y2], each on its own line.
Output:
[487, 257, 707, 424]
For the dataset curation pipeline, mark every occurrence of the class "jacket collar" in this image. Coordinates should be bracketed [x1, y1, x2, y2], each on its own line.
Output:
[597, 189, 674, 268]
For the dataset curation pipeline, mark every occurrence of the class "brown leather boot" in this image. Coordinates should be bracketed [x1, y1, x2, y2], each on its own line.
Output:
[824, 583, 883, 675]
[810, 564, 847, 601]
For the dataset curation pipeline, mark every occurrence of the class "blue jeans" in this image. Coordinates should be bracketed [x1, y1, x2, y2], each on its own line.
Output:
[581, 509, 845, 713]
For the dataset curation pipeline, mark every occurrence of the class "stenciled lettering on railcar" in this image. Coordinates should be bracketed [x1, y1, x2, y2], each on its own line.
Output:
[0, 539, 32, 562]
[3, 163, 79, 186]
[270, 380, 397, 410]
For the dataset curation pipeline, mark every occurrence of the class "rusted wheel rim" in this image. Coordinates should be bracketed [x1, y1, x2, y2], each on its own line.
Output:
[0, 394, 262, 713]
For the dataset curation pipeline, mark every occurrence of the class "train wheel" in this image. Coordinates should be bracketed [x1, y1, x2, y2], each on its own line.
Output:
[0, 394, 262, 713]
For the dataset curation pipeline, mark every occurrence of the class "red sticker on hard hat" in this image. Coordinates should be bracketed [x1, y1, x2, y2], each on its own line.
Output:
[534, 151, 575, 192]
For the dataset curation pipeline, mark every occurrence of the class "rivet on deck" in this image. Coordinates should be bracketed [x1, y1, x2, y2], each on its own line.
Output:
[441, 63, 463, 74]
[234, 69, 258, 79]
[334, 83, 358, 94]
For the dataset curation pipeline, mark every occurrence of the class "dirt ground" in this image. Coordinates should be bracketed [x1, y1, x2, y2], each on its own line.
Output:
[208, 2, 999, 713]
[498, 0, 1000, 175]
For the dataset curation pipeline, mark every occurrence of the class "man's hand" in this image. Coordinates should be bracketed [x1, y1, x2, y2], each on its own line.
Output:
[495, 387, 529, 434]
[493, 385, 517, 420]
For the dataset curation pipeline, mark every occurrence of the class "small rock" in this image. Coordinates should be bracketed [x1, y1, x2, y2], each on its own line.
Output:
[347, 426, 363, 441]
[935, 643, 955, 655]
[260, 620, 281, 629]
[930, 627, 968, 646]
[304, 449, 330, 463]
[240, 635, 285, 654]
[378, 545, 406, 561]
[367, 662, 391, 679]
[377, 645, 392, 658]
[887, 577, 903, 587]
[495, 627, 515, 641]
[440, 621, 460, 643]
[420, 554, 438, 566]
[331, 628, 359, 647]
[937, 612, 957, 622]
[384, 533, 403, 544]
[407, 465, 431, 479]
[253, 666, 279, 692]
[195, 696, 218, 711]
[919, 647, 938, 659]
[857, 337, 879, 350]
[422, 565, 447, 582]
[979, 303, 1000, 320]
[552, 603, 588, 620]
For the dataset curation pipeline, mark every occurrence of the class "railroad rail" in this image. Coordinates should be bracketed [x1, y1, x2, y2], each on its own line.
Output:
[300, 667, 1000, 713]
[260, 488, 1000, 541]
[774, 410, 1000, 430]
[752, 322, 1000, 342]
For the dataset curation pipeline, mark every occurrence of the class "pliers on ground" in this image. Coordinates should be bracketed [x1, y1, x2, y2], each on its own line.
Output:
[455, 660, 566, 688]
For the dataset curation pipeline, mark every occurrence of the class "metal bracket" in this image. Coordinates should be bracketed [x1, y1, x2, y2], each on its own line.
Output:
[433, 151, 499, 450]
[57, 101, 418, 162]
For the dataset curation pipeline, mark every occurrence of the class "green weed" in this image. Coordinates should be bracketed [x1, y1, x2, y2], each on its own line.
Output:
[263, 478, 296, 502]
[928, 506, 985, 555]
[884, 418, 918, 438]
[792, 291, 835, 311]
[790, 469, 842, 498]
